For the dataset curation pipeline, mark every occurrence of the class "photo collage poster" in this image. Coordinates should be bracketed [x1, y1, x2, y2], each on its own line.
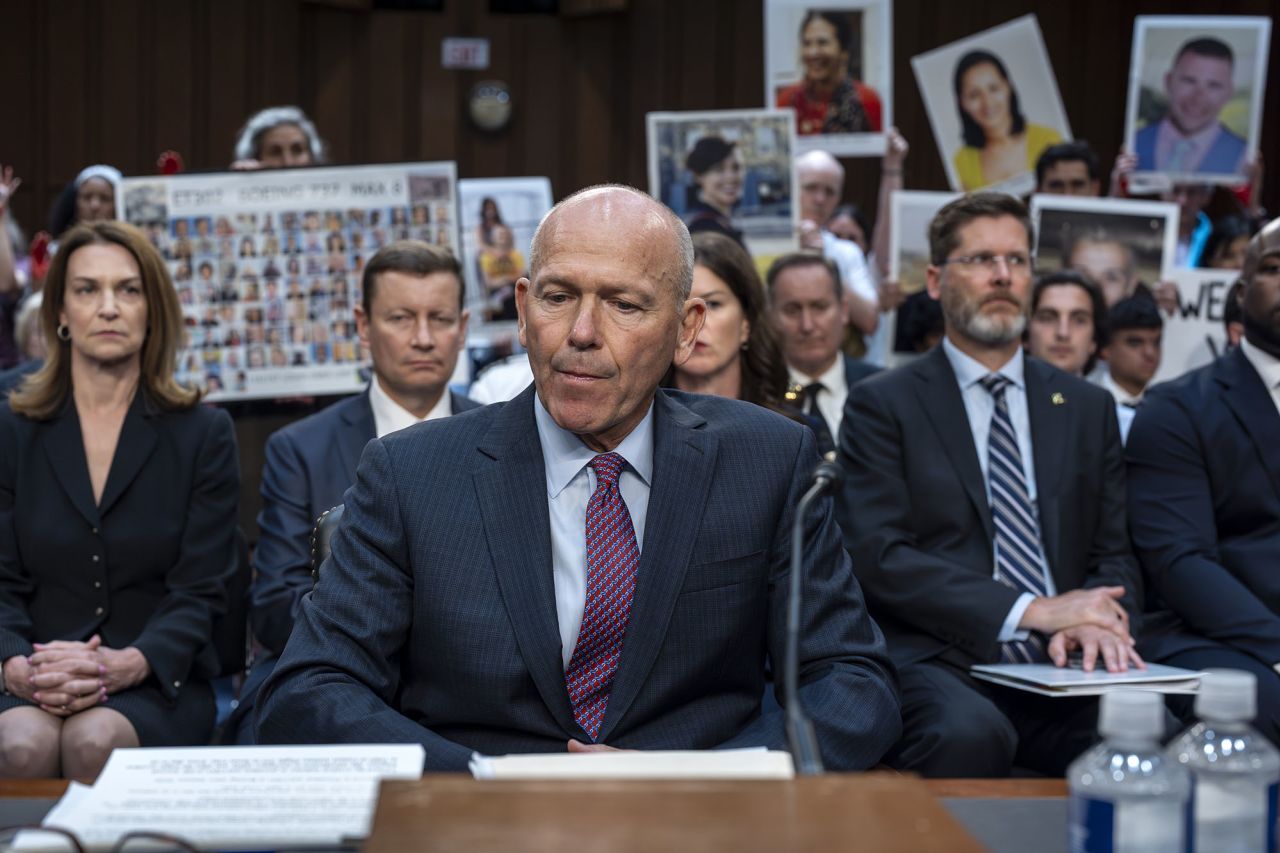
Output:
[118, 162, 458, 402]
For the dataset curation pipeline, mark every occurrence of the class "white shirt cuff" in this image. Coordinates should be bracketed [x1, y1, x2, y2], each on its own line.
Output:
[998, 593, 1037, 643]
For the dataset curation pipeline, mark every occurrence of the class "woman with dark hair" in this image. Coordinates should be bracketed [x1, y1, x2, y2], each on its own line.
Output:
[48, 165, 122, 241]
[0, 221, 238, 780]
[827, 203, 871, 254]
[951, 50, 1060, 191]
[475, 197, 504, 249]
[775, 10, 880, 135]
[668, 232, 790, 414]
[683, 137, 746, 247]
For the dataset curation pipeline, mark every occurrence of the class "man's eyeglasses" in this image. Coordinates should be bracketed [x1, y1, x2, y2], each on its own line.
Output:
[0, 824, 197, 852]
[938, 253, 1034, 275]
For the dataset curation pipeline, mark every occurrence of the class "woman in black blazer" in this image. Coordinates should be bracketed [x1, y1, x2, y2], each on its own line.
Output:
[0, 221, 238, 780]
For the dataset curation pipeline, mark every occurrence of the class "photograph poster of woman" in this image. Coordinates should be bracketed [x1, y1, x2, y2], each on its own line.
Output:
[764, 0, 893, 157]
[911, 15, 1072, 197]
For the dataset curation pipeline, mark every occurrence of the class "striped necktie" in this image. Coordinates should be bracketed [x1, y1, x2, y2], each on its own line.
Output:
[979, 374, 1049, 663]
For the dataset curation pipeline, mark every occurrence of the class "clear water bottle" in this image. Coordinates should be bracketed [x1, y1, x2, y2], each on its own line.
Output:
[1167, 669, 1280, 853]
[1068, 690, 1192, 853]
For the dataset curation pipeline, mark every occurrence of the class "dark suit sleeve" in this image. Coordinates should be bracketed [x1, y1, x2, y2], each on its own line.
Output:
[255, 436, 474, 770]
[838, 380, 1019, 661]
[1081, 397, 1143, 627]
[131, 409, 240, 698]
[717, 426, 901, 770]
[0, 415, 35, 662]
[251, 429, 318, 655]
[1127, 392, 1280, 664]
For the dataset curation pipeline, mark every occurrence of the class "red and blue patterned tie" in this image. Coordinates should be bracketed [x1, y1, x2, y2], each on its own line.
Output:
[564, 452, 640, 741]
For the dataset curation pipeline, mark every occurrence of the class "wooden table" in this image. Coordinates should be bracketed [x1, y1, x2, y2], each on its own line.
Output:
[0, 775, 1068, 852]
[362, 773, 1040, 852]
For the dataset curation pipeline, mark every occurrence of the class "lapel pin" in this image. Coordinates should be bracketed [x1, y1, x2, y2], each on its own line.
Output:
[1051, 392, 1066, 406]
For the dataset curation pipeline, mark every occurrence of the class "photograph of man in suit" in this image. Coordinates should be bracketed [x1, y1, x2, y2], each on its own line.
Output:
[838, 192, 1143, 777]
[1134, 37, 1248, 176]
[1126, 216, 1280, 746]
[234, 241, 478, 742]
[255, 185, 900, 769]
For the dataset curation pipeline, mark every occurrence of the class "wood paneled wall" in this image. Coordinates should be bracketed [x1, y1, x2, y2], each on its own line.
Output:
[6, 0, 1280, 239]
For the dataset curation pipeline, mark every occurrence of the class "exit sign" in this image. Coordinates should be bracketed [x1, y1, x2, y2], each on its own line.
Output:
[442, 38, 491, 70]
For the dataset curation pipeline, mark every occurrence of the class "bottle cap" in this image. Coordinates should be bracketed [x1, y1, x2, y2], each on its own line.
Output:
[1099, 690, 1164, 740]
[1195, 669, 1256, 722]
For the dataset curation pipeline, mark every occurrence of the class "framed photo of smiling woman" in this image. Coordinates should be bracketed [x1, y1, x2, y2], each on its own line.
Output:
[646, 108, 799, 262]
[911, 15, 1072, 197]
[764, 0, 893, 157]
[1124, 16, 1270, 189]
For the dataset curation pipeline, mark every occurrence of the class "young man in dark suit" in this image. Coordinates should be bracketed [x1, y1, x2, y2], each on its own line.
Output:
[1127, 217, 1280, 745]
[838, 192, 1143, 777]
[234, 241, 478, 740]
[255, 185, 900, 769]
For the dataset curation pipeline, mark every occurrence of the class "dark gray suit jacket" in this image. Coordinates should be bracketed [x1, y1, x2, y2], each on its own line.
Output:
[255, 386, 900, 770]
[251, 388, 478, 655]
[1127, 347, 1280, 665]
[837, 345, 1142, 668]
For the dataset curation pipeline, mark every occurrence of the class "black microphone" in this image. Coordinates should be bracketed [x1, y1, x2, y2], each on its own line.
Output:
[785, 461, 844, 775]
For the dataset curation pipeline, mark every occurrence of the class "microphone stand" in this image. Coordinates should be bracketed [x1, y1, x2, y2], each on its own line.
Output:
[786, 465, 840, 776]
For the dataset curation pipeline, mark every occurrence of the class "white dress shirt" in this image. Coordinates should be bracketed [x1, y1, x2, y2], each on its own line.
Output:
[941, 338, 1057, 641]
[822, 230, 887, 367]
[788, 354, 847, 440]
[1098, 370, 1144, 445]
[368, 375, 452, 438]
[1241, 338, 1280, 418]
[534, 394, 654, 668]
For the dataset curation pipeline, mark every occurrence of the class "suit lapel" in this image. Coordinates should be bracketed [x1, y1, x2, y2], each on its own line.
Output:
[1024, 361, 1065, 578]
[337, 392, 376, 485]
[97, 392, 158, 518]
[1220, 348, 1280, 499]
[598, 391, 714, 742]
[911, 347, 993, 540]
[42, 403, 100, 527]
[471, 387, 576, 734]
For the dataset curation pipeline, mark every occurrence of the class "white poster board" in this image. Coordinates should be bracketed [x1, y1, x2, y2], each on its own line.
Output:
[646, 108, 799, 262]
[911, 15, 1071, 196]
[118, 162, 458, 402]
[1152, 267, 1235, 385]
[1124, 15, 1271, 191]
[1029, 195, 1180, 306]
[763, 0, 893, 156]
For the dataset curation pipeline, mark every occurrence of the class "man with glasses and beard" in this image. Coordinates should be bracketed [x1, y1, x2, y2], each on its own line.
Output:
[837, 192, 1143, 777]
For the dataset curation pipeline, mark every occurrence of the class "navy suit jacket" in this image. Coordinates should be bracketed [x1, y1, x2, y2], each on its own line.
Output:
[1134, 121, 1247, 175]
[250, 388, 478, 655]
[0, 394, 239, 699]
[255, 386, 900, 770]
[1127, 347, 1280, 666]
[838, 346, 1142, 668]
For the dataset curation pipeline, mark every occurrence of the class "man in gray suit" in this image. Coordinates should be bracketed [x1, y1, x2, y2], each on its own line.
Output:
[255, 185, 900, 769]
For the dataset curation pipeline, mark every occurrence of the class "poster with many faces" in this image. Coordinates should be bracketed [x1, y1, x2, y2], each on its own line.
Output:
[118, 162, 458, 401]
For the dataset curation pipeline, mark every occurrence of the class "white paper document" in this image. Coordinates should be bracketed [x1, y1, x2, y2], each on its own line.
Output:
[19, 744, 425, 852]
[971, 662, 1201, 697]
[469, 747, 795, 780]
